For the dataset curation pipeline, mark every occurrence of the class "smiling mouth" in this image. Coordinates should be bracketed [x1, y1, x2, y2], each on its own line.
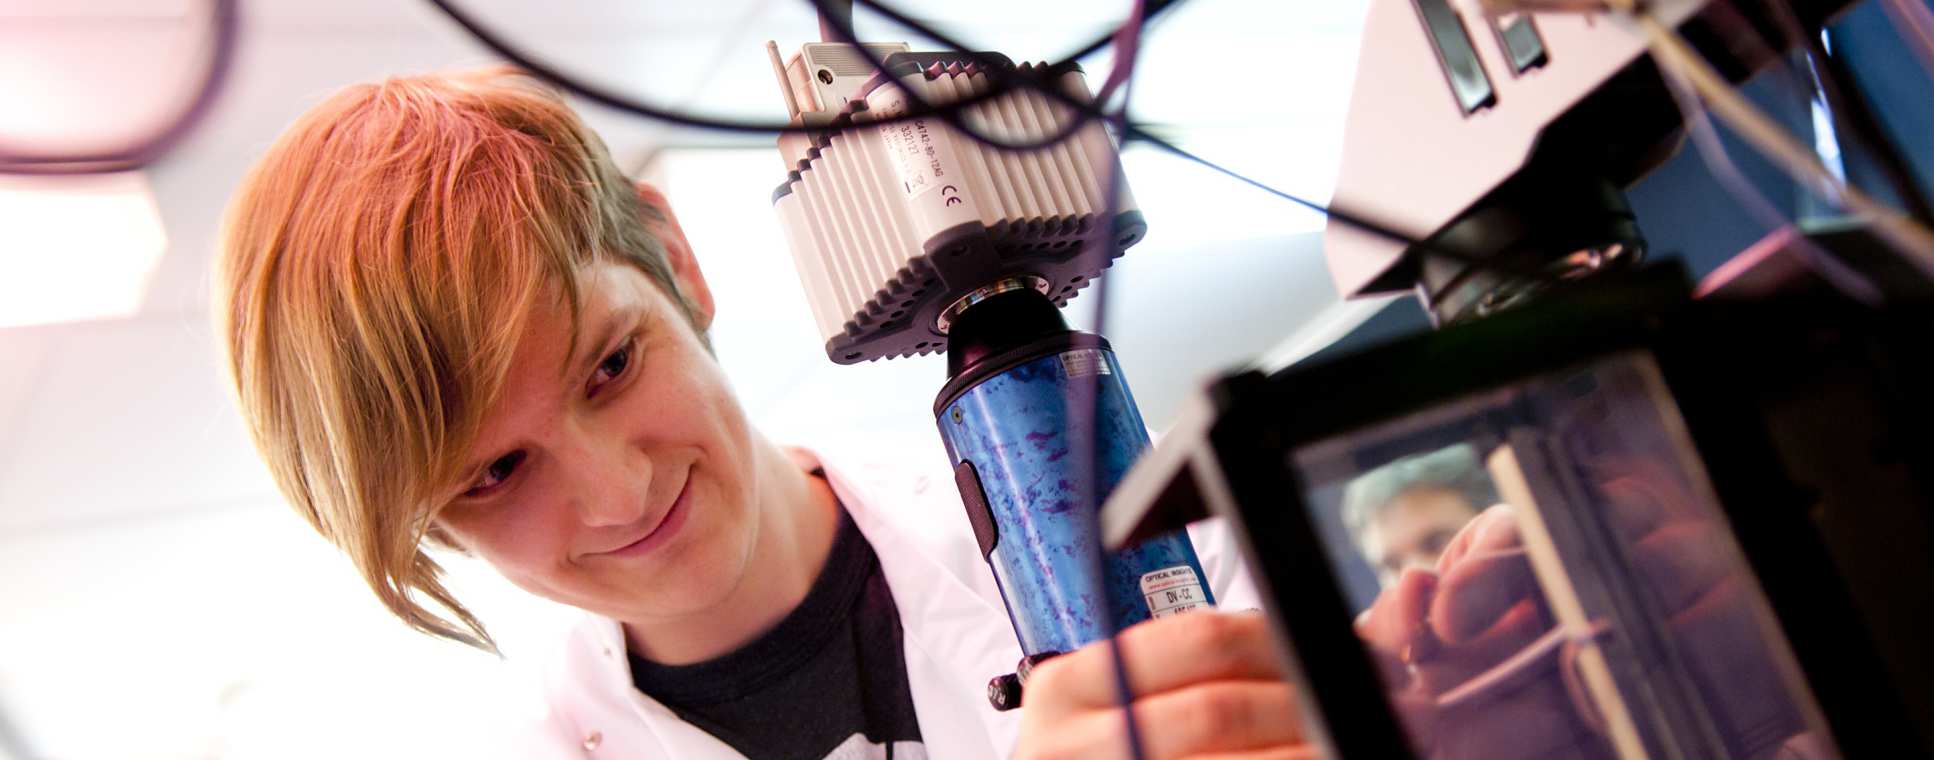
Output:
[601, 473, 692, 558]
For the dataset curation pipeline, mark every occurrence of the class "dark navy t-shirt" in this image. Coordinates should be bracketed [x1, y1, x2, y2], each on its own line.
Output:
[629, 490, 925, 759]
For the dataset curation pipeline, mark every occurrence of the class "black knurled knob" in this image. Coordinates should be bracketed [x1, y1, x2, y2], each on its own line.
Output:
[987, 673, 1023, 711]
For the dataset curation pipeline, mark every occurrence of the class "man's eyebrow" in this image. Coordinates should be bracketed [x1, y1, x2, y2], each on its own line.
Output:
[453, 305, 651, 492]
[567, 305, 648, 380]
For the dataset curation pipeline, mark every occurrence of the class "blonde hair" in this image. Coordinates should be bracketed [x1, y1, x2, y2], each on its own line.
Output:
[215, 67, 695, 650]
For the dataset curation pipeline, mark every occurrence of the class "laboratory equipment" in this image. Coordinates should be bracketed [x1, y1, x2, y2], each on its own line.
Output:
[765, 39, 1214, 710]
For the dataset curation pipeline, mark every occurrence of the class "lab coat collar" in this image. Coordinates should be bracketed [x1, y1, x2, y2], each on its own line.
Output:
[814, 448, 1025, 759]
[552, 444, 1024, 759]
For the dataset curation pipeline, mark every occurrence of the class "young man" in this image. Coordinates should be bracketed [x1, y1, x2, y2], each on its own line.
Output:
[214, 67, 1306, 759]
[1341, 444, 1491, 589]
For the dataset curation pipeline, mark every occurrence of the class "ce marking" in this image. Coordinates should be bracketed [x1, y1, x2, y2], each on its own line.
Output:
[941, 184, 963, 207]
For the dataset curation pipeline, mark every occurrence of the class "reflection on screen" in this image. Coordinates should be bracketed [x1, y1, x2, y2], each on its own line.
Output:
[1290, 352, 1837, 760]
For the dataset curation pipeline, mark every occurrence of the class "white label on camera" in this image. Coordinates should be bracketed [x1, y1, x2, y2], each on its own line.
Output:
[867, 83, 978, 229]
[1140, 565, 1210, 618]
[873, 90, 946, 201]
[1059, 348, 1111, 379]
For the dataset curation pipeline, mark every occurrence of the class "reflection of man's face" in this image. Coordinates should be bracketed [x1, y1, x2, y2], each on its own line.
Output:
[1359, 486, 1481, 587]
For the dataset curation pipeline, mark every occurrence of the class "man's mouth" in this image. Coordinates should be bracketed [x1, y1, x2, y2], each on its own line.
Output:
[600, 472, 693, 558]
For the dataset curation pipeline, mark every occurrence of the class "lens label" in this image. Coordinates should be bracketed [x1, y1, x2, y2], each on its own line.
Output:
[1141, 565, 1211, 618]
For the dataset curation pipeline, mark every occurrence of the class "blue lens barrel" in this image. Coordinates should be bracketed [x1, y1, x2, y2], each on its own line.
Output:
[936, 333, 1215, 656]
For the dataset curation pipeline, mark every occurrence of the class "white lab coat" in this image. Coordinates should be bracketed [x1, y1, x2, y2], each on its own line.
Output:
[512, 438, 1263, 759]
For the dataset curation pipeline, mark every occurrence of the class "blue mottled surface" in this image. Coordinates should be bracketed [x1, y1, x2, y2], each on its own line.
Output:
[938, 347, 1214, 655]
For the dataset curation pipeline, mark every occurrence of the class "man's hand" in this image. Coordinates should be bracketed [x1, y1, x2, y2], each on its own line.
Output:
[1356, 460, 1808, 759]
[1356, 506, 1597, 760]
[1016, 610, 1315, 760]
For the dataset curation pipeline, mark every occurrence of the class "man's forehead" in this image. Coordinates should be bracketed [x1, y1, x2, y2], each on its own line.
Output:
[484, 265, 652, 427]
[1390, 486, 1476, 519]
[511, 263, 650, 374]
[508, 286, 581, 373]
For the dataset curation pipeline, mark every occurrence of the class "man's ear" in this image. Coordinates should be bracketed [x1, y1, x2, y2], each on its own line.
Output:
[635, 182, 715, 331]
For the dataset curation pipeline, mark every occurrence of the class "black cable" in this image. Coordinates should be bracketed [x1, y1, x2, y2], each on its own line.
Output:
[1069, 0, 1183, 63]
[808, 9, 1532, 758]
[1810, 32, 1934, 226]
[424, 0, 1156, 150]
[1066, 0, 1152, 753]
[424, 0, 1538, 279]
[1122, 130, 1543, 273]
[1091, 0, 1151, 109]
[815, 0, 1185, 149]
[803, 4, 1153, 754]
[1748, 0, 1934, 226]
[813, 2, 1158, 753]
[416, 2, 1547, 754]
[803, 0, 1145, 151]
[824, 0, 1543, 280]
[0, 0, 237, 175]
[818, 0, 854, 44]
[1652, 28, 1885, 304]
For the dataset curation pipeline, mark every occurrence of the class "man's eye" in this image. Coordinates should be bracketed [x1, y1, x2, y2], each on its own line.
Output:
[588, 339, 634, 396]
[465, 451, 525, 497]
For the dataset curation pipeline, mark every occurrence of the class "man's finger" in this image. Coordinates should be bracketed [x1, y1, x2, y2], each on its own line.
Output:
[1629, 519, 1733, 613]
[1435, 504, 1520, 572]
[1134, 680, 1303, 759]
[1027, 611, 1286, 713]
[1413, 597, 1546, 694]
[1036, 680, 1302, 760]
[1430, 542, 1541, 645]
[1355, 568, 1436, 654]
[1592, 456, 1701, 542]
[1434, 508, 1484, 572]
[1665, 575, 1806, 746]
[1354, 568, 1437, 685]
[1431, 677, 1599, 760]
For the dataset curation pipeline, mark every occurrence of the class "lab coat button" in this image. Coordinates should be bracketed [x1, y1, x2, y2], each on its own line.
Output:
[582, 731, 603, 751]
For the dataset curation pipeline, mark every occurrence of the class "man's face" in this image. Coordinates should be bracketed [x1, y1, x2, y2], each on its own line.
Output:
[434, 258, 763, 624]
[1360, 486, 1481, 588]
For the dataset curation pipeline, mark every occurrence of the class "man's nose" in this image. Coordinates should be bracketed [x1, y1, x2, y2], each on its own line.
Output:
[563, 428, 652, 528]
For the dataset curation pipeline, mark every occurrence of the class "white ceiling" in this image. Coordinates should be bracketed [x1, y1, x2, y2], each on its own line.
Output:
[0, 0, 1371, 756]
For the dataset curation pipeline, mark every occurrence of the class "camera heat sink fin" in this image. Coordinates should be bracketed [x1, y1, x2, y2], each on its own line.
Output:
[773, 56, 1144, 364]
